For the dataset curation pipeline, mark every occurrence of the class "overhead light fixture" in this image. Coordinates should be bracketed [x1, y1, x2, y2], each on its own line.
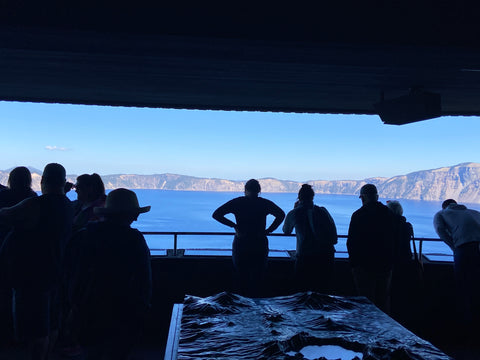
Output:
[373, 88, 441, 125]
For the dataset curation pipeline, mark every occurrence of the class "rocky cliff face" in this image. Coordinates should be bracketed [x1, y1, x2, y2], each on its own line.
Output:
[101, 174, 247, 192]
[376, 163, 480, 203]
[2, 163, 480, 203]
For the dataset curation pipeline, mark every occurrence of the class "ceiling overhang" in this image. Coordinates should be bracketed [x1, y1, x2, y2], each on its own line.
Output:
[1, 2, 480, 117]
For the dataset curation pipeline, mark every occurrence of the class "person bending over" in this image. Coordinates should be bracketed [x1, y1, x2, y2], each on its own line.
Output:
[434, 199, 480, 337]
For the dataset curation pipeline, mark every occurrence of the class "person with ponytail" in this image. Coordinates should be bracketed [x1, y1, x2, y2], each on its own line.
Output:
[283, 184, 338, 293]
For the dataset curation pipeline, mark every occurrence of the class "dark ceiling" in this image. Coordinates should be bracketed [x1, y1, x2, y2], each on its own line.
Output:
[1, 2, 480, 118]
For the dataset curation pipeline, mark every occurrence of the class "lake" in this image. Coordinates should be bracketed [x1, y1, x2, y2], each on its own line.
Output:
[69, 190, 466, 257]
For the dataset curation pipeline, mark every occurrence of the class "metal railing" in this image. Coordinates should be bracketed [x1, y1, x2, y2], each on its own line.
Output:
[142, 231, 239, 256]
[142, 231, 452, 261]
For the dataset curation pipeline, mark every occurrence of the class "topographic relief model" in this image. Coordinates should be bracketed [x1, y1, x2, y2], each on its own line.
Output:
[176, 292, 452, 360]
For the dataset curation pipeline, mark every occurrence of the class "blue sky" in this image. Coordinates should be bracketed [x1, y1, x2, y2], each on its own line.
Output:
[0, 100, 478, 181]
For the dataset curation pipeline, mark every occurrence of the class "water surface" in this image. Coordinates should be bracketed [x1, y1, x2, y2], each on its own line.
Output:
[68, 190, 467, 256]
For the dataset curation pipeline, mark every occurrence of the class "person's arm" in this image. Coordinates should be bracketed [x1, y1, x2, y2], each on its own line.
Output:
[406, 221, 414, 239]
[212, 201, 236, 229]
[266, 202, 285, 234]
[433, 212, 454, 249]
[136, 234, 152, 310]
[0, 197, 38, 228]
[321, 207, 338, 245]
[346, 213, 359, 265]
[282, 210, 295, 235]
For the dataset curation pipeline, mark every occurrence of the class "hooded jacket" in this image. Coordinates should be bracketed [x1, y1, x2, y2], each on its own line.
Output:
[434, 203, 480, 250]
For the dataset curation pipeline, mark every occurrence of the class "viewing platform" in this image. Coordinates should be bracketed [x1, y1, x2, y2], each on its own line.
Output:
[1, 232, 474, 359]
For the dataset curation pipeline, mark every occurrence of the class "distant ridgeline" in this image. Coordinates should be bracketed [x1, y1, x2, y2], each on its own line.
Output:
[1, 162, 480, 203]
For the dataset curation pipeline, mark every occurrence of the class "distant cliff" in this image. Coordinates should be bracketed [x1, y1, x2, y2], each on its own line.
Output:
[2, 162, 480, 203]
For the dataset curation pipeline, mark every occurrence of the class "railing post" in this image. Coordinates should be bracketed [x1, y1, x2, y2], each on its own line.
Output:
[174, 233, 178, 256]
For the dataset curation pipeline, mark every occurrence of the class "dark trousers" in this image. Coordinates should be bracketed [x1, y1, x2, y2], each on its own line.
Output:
[390, 260, 424, 329]
[232, 236, 268, 298]
[352, 267, 392, 314]
[0, 288, 14, 345]
[13, 288, 60, 341]
[295, 254, 334, 294]
[454, 242, 480, 328]
[232, 252, 267, 298]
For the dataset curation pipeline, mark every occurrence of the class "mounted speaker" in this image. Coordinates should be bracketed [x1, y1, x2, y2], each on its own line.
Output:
[374, 90, 441, 125]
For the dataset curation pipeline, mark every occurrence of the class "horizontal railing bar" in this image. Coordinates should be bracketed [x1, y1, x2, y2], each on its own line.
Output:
[143, 231, 242, 236]
[142, 231, 451, 262]
[142, 232, 297, 236]
[423, 253, 452, 256]
[141, 231, 441, 242]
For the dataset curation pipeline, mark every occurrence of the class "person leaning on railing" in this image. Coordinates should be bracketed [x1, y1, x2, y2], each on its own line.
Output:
[212, 179, 285, 297]
[433, 199, 480, 341]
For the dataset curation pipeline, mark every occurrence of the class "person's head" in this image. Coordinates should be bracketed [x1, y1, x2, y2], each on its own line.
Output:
[94, 188, 150, 224]
[41, 163, 66, 194]
[90, 173, 106, 200]
[386, 200, 403, 216]
[244, 179, 261, 198]
[8, 166, 32, 191]
[442, 199, 457, 209]
[75, 173, 105, 203]
[75, 174, 91, 203]
[359, 183, 378, 204]
[298, 184, 314, 203]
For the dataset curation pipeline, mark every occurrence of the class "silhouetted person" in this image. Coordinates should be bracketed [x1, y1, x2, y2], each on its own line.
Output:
[70, 173, 106, 232]
[0, 166, 37, 209]
[434, 199, 480, 337]
[212, 179, 285, 297]
[59, 173, 106, 356]
[0, 163, 73, 360]
[347, 184, 395, 313]
[70, 188, 152, 360]
[0, 166, 38, 346]
[0, 166, 38, 252]
[386, 200, 418, 327]
[387, 201, 414, 264]
[283, 184, 337, 293]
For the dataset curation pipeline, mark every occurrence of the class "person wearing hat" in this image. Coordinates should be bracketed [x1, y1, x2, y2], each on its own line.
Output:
[69, 188, 152, 359]
[346, 183, 395, 313]
[0, 163, 74, 360]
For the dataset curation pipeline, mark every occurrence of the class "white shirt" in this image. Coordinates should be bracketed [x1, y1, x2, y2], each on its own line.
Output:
[433, 203, 480, 250]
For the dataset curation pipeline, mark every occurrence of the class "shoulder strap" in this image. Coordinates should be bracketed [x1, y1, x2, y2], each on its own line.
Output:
[312, 206, 337, 245]
[411, 234, 423, 267]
